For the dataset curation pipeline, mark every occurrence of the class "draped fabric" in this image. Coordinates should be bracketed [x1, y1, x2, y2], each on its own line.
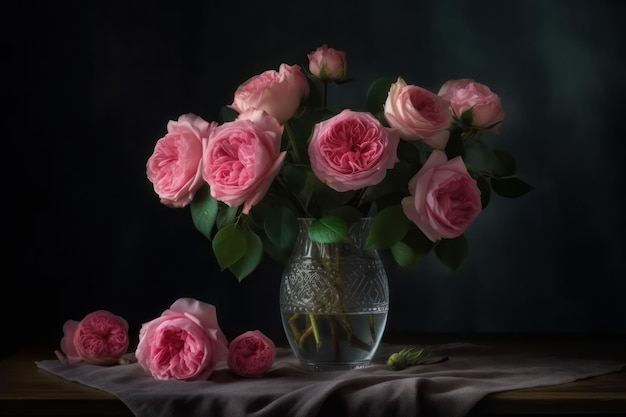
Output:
[36, 342, 625, 417]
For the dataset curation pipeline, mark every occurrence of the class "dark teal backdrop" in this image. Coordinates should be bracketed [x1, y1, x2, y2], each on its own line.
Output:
[6, 0, 626, 358]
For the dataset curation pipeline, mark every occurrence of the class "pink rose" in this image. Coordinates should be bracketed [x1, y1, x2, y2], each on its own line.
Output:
[60, 310, 129, 366]
[308, 109, 400, 192]
[135, 297, 229, 381]
[146, 113, 216, 208]
[402, 150, 482, 241]
[201, 109, 286, 215]
[438, 79, 505, 130]
[229, 63, 310, 124]
[383, 77, 452, 150]
[227, 330, 276, 377]
[307, 44, 347, 81]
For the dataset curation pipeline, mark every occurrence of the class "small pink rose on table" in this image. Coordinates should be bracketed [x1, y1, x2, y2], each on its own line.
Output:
[60, 310, 130, 366]
[227, 330, 276, 377]
[135, 297, 229, 381]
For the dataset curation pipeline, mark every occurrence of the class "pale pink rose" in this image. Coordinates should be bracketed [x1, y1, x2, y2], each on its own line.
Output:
[229, 63, 310, 124]
[60, 310, 129, 366]
[438, 79, 505, 130]
[227, 330, 276, 377]
[146, 113, 216, 208]
[201, 109, 286, 215]
[383, 77, 453, 150]
[135, 297, 229, 381]
[307, 44, 347, 81]
[402, 150, 482, 241]
[308, 109, 400, 192]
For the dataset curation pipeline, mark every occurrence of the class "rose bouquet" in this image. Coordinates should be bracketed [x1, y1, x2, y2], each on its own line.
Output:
[146, 44, 530, 283]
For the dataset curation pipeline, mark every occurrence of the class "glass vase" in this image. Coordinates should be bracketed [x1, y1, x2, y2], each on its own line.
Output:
[279, 217, 389, 371]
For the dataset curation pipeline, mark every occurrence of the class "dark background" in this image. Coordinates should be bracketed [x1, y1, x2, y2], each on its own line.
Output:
[6, 0, 625, 359]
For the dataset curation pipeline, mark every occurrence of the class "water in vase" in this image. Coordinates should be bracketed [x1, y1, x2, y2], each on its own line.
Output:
[281, 310, 388, 371]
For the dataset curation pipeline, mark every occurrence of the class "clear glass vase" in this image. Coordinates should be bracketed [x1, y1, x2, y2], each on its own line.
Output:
[279, 217, 389, 371]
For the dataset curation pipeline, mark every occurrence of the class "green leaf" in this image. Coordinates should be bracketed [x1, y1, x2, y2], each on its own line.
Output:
[190, 185, 218, 240]
[260, 233, 291, 265]
[459, 108, 474, 126]
[445, 128, 465, 160]
[365, 160, 413, 205]
[490, 148, 516, 178]
[491, 176, 533, 198]
[365, 76, 396, 116]
[390, 241, 421, 267]
[284, 118, 313, 165]
[311, 184, 356, 213]
[397, 140, 422, 165]
[301, 76, 323, 108]
[435, 235, 469, 271]
[229, 228, 263, 282]
[280, 164, 310, 197]
[309, 216, 348, 243]
[264, 207, 298, 252]
[473, 171, 491, 210]
[212, 223, 247, 271]
[323, 205, 364, 225]
[219, 105, 239, 123]
[216, 204, 239, 229]
[390, 226, 433, 266]
[366, 205, 409, 250]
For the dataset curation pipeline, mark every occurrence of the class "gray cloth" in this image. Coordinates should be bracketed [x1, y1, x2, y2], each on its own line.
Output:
[36, 342, 625, 417]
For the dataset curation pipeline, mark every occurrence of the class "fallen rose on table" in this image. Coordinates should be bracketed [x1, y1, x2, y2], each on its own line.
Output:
[58, 310, 130, 366]
[227, 330, 276, 377]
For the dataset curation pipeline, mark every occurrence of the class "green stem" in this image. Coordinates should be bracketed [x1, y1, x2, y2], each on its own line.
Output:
[288, 313, 302, 344]
[298, 325, 314, 352]
[309, 314, 321, 351]
[284, 121, 302, 164]
[368, 313, 376, 343]
[274, 174, 310, 217]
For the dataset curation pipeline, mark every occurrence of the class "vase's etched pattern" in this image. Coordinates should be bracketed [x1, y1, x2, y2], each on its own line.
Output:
[280, 257, 389, 314]
[280, 218, 389, 314]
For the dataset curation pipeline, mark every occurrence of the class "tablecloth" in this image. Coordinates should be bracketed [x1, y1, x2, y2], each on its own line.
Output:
[36, 342, 625, 417]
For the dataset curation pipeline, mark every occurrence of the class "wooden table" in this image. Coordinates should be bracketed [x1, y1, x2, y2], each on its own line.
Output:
[1, 334, 625, 417]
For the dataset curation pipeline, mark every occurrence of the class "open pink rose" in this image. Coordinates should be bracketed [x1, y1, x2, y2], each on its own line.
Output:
[201, 109, 286, 215]
[402, 150, 482, 241]
[227, 330, 276, 377]
[229, 63, 309, 124]
[438, 79, 505, 130]
[308, 44, 347, 81]
[60, 310, 129, 366]
[383, 77, 452, 150]
[146, 113, 216, 208]
[308, 109, 400, 192]
[135, 297, 229, 381]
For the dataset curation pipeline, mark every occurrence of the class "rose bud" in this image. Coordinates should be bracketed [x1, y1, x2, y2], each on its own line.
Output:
[307, 44, 347, 82]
